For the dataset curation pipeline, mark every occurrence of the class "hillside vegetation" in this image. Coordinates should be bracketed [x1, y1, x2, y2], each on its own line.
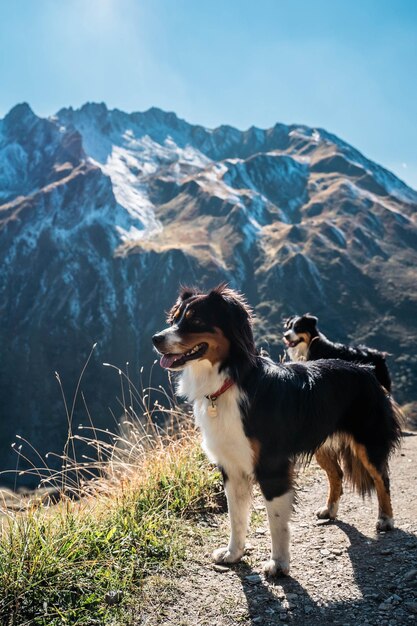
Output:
[0, 419, 221, 626]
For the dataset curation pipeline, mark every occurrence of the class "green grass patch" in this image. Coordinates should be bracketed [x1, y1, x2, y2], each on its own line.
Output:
[0, 430, 222, 625]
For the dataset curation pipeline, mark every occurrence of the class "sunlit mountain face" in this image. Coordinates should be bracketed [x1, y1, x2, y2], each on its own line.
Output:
[1, 102, 416, 484]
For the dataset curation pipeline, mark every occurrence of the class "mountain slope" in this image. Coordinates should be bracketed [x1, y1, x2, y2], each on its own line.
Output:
[1, 102, 416, 484]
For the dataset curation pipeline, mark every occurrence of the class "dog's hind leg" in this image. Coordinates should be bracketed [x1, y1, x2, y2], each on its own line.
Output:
[354, 444, 394, 532]
[212, 471, 253, 564]
[315, 445, 344, 520]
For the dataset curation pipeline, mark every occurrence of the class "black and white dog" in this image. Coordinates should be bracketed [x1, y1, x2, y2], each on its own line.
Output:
[152, 286, 401, 576]
[283, 314, 391, 392]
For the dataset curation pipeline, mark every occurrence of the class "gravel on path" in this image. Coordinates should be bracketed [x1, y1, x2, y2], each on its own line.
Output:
[137, 432, 417, 626]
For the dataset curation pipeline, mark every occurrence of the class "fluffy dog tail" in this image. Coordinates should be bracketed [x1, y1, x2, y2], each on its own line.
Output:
[339, 394, 403, 498]
[389, 396, 407, 431]
[340, 444, 375, 497]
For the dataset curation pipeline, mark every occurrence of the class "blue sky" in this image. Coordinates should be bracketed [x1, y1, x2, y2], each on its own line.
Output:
[1, 0, 416, 188]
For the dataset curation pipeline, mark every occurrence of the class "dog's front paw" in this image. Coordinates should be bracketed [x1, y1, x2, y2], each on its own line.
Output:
[376, 516, 394, 532]
[316, 504, 337, 520]
[263, 558, 289, 577]
[212, 546, 244, 564]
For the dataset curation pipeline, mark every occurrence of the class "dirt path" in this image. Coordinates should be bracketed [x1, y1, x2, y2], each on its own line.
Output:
[138, 432, 417, 626]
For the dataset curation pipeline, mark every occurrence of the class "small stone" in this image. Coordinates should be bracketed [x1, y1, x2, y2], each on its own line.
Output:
[213, 564, 230, 573]
[379, 602, 391, 611]
[275, 592, 286, 600]
[286, 593, 298, 600]
[304, 606, 313, 614]
[331, 548, 343, 555]
[380, 548, 393, 555]
[255, 527, 267, 535]
[404, 569, 417, 582]
[366, 593, 381, 600]
[104, 590, 123, 606]
[245, 574, 262, 584]
[320, 549, 330, 556]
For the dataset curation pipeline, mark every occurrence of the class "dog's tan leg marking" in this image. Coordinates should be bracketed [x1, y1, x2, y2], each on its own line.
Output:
[354, 443, 394, 531]
[315, 446, 344, 520]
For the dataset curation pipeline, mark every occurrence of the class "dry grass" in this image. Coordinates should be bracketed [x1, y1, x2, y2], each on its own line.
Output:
[0, 355, 222, 626]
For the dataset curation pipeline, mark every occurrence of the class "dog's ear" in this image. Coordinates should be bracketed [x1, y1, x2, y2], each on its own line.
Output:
[166, 287, 199, 323]
[303, 313, 318, 328]
[283, 315, 296, 328]
[208, 282, 230, 300]
[208, 284, 253, 318]
[179, 286, 199, 301]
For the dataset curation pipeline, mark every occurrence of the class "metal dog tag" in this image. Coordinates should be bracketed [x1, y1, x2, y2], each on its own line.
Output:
[207, 401, 218, 417]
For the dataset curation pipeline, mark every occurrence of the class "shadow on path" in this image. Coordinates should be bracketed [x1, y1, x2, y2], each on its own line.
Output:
[229, 522, 417, 625]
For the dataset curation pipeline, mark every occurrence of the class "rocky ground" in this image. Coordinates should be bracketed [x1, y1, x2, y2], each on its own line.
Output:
[136, 431, 417, 626]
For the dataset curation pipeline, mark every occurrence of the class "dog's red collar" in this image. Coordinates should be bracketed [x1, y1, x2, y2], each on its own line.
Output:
[205, 378, 235, 402]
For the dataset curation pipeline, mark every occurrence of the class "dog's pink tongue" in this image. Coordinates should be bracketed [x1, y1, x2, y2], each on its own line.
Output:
[160, 354, 180, 369]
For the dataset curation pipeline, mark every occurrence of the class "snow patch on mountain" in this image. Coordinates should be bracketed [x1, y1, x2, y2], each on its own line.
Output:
[56, 107, 217, 240]
[98, 145, 161, 241]
[193, 162, 244, 206]
[222, 154, 308, 223]
[344, 178, 414, 225]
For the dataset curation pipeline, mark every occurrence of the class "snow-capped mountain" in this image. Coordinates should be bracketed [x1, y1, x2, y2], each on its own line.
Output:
[1, 102, 417, 484]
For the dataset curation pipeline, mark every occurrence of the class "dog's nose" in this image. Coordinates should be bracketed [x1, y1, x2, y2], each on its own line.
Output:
[152, 333, 164, 347]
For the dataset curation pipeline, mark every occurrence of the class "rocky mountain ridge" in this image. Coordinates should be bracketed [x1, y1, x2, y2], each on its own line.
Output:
[1, 102, 416, 484]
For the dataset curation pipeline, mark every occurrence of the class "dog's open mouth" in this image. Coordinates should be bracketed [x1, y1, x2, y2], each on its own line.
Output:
[159, 343, 209, 369]
[284, 337, 302, 349]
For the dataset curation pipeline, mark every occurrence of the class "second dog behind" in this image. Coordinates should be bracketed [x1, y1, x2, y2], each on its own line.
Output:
[283, 313, 391, 392]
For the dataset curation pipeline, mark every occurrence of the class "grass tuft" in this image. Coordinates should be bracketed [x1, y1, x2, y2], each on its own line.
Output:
[0, 363, 222, 625]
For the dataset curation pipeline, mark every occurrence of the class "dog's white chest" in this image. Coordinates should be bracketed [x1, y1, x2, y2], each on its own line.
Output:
[194, 388, 254, 478]
[287, 343, 308, 361]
